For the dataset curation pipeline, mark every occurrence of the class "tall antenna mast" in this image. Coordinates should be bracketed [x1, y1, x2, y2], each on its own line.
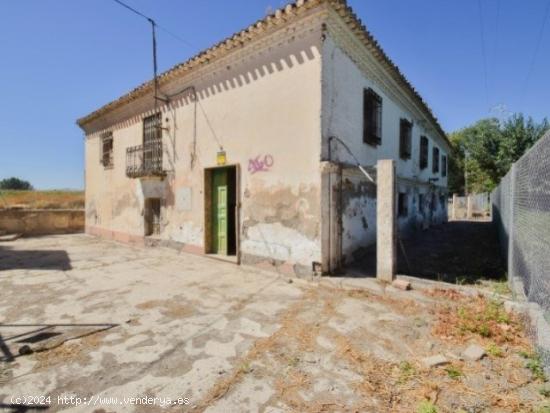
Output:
[112, 0, 168, 109]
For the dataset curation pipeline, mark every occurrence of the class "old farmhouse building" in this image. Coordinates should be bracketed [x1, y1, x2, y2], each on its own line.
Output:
[77, 0, 450, 276]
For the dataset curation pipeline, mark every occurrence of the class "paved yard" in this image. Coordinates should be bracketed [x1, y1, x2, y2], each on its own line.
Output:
[0, 235, 548, 412]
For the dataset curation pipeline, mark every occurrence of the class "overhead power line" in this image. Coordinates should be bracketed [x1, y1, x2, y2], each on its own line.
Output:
[112, 0, 194, 48]
[477, 0, 490, 111]
[520, 0, 550, 104]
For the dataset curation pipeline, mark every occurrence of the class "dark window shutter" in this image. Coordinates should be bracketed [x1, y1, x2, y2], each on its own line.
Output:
[363, 88, 382, 146]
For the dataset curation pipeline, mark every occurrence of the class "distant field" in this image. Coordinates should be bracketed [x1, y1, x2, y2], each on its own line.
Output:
[0, 190, 84, 210]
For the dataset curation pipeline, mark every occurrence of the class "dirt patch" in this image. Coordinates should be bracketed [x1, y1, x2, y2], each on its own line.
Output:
[136, 299, 194, 319]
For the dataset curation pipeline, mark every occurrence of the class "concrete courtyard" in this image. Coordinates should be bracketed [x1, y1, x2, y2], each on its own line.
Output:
[0, 235, 548, 412]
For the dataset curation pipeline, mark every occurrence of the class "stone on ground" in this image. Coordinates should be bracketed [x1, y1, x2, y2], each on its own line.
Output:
[392, 279, 412, 290]
[463, 344, 486, 361]
[422, 354, 449, 368]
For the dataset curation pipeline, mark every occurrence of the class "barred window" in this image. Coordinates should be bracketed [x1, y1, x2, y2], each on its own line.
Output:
[143, 113, 162, 146]
[433, 147, 440, 174]
[363, 88, 382, 146]
[419, 135, 429, 169]
[101, 131, 113, 169]
[442, 155, 447, 177]
[399, 119, 412, 160]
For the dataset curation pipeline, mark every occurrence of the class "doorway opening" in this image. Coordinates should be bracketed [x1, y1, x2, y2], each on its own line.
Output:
[204, 165, 238, 258]
[145, 198, 161, 236]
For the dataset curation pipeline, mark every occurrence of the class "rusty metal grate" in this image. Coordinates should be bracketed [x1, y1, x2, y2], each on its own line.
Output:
[126, 114, 164, 178]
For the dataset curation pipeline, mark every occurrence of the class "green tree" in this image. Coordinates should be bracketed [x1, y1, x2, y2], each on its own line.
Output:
[448, 114, 549, 194]
[0, 177, 33, 190]
[498, 114, 549, 174]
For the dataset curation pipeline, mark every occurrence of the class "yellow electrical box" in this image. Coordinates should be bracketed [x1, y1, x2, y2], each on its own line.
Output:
[216, 150, 227, 166]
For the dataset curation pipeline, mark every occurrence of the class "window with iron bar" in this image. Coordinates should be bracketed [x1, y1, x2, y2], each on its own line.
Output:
[363, 88, 382, 146]
[419, 135, 429, 169]
[432, 147, 440, 174]
[399, 119, 412, 160]
[142, 113, 162, 174]
[100, 131, 114, 169]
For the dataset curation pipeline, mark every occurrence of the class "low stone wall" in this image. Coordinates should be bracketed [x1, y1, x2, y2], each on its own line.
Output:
[0, 209, 84, 235]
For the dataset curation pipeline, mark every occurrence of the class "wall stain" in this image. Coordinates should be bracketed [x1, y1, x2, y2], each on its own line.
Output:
[113, 191, 139, 217]
[242, 184, 320, 240]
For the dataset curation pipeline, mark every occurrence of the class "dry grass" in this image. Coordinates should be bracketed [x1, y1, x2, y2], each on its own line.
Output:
[430, 289, 529, 347]
[209, 286, 544, 412]
[34, 332, 105, 368]
[0, 190, 84, 209]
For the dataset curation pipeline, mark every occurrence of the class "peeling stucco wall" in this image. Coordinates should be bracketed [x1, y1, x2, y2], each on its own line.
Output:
[320, 23, 449, 267]
[83, 12, 325, 273]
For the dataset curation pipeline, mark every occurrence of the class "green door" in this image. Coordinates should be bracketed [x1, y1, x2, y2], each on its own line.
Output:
[212, 169, 228, 254]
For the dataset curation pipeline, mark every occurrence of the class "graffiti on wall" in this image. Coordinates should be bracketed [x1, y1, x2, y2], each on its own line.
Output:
[248, 154, 274, 174]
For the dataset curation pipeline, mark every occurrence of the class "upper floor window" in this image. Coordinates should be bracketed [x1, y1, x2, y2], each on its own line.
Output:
[432, 147, 440, 174]
[143, 113, 162, 146]
[363, 88, 382, 146]
[101, 131, 113, 169]
[399, 119, 412, 160]
[419, 135, 429, 169]
[441, 155, 447, 177]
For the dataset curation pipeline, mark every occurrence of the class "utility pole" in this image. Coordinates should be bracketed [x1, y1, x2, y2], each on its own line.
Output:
[464, 149, 469, 196]
[113, 0, 168, 109]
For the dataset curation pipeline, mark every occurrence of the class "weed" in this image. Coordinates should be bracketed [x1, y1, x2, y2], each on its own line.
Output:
[486, 343, 504, 357]
[456, 299, 510, 338]
[484, 300, 510, 324]
[417, 400, 437, 413]
[534, 405, 550, 413]
[398, 361, 416, 383]
[444, 365, 463, 380]
[477, 323, 491, 337]
[540, 386, 550, 398]
[491, 280, 511, 296]
[519, 351, 546, 381]
[238, 362, 252, 374]
[287, 356, 300, 367]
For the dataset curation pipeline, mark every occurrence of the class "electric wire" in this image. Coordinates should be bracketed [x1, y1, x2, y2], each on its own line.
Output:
[477, 0, 490, 111]
[112, 0, 194, 49]
[520, 0, 550, 104]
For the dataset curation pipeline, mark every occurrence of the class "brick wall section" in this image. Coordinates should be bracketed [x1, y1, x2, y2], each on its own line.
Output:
[0, 209, 84, 235]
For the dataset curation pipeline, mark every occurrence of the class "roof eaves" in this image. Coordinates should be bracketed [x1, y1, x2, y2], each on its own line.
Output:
[77, 0, 448, 147]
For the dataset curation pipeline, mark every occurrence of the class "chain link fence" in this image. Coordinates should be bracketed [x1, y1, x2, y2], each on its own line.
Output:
[492, 130, 550, 372]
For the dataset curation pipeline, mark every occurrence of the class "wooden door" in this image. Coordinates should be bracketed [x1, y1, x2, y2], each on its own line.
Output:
[212, 169, 228, 254]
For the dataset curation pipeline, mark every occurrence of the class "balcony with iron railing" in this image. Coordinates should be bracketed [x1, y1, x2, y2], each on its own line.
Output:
[126, 142, 166, 179]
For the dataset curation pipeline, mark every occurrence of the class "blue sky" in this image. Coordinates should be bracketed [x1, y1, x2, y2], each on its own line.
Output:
[0, 0, 548, 189]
